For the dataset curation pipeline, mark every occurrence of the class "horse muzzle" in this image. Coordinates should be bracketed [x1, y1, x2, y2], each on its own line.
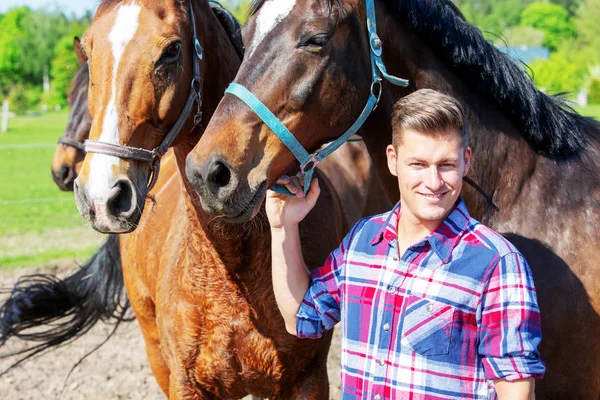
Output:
[74, 177, 142, 233]
[186, 152, 265, 221]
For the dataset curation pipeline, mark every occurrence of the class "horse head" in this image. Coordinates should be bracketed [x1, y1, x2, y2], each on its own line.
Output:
[51, 37, 91, 192]
[74, 0, 214, 233]
[185, 0, 394, 221]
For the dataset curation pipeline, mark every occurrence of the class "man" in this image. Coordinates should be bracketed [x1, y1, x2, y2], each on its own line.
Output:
[266, 89, 545, 399]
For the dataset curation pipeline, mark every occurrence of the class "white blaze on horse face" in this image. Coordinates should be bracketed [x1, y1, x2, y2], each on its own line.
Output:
[88, 3, 141, 201]
[248, 0, 297, 54]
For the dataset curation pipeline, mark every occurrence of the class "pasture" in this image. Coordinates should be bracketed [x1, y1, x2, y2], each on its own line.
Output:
[0, 111, 103, 268]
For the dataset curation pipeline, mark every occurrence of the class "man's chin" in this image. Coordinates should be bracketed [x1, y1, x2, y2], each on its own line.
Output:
[415, 204, 453, 223]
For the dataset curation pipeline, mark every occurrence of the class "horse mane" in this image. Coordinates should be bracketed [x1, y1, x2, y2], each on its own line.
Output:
[386, 0, 599, 157]
[209, 1, 245, 59]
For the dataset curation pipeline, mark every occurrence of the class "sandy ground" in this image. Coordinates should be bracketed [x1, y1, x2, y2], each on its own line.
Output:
[0, 264, 342, 400]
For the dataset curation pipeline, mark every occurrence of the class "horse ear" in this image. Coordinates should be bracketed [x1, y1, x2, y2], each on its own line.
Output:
[74, 36, 87, 65]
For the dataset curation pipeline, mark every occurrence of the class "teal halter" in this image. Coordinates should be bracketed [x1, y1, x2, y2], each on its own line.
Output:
[225, 0, 409, 196]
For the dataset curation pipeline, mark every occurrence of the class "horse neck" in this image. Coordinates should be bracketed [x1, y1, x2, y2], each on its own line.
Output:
[170, 0, 254, 255]
[371, 16, 540, 221]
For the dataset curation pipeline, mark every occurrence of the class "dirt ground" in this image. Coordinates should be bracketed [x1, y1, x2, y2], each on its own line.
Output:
[0, 264, 342, 400]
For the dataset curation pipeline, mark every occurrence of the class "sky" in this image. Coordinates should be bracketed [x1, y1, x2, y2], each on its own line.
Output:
[0, 0, 98, 17]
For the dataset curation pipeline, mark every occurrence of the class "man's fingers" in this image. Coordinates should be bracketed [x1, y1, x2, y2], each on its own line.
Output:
[275, 175, 291, 185]
[305, 178, 320, 205]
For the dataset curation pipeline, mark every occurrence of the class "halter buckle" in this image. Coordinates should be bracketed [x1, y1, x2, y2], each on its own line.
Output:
[300, 154, 319, 174]
[191, 77, 203, 129]
[370, 33, 383, 57]
[194, 39, 203, 60]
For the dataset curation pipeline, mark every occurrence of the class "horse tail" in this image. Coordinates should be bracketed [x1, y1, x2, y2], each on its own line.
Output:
[0, 234, 132, 373]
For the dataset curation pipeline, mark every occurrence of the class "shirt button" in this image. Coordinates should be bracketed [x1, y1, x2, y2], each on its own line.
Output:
[374, 395, 382, 400]
[393, 256, 398, 261]
[378, 359, 385, 366]
[427, 304, 434, 313]
[387, 286, 396, 293]
[383, 323, 390, 331]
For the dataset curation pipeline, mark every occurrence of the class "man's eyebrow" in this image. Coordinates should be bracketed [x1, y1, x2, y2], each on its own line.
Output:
[439, 157, 459, 163]
[405, 157, 427, 163]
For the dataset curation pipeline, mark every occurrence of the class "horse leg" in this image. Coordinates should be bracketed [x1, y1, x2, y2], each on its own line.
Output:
[136, 313, 171, 396]
[272, 333, 332, 400]
[273, 362, 329, 400]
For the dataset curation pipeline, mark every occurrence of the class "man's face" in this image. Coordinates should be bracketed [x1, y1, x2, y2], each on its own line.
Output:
[386, 128, 471, 228]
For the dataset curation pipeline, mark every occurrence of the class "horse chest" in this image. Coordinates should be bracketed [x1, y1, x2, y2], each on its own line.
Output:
[157, 252, 295, 397]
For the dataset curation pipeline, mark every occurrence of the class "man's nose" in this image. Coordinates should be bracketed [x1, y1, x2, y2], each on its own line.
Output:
[425, 167, 444, 191]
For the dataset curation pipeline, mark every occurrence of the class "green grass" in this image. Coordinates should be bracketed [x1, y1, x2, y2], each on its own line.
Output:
[0, 111, 103, 268]
[0, 246, 100, 269]
[0, 111, 84, 235]
[573, 104, 600, 120]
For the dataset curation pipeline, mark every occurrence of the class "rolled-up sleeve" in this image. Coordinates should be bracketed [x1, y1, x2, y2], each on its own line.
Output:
[478, 252, 546, 381]
[296, 221, 361, 339]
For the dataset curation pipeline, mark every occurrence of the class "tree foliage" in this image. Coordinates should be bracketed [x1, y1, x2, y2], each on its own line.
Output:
[577, 0, 600, 53]
[50, 32, 84, 107]
[497, 26, 544, 47]
[530, 42, 599, 93]
[0, 7, 30, 94]
[521, 2, 577, 51]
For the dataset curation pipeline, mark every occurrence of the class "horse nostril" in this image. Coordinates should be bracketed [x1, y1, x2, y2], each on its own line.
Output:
[208, 161, 232, 189]
[58, 165, 71, 181]
[106, 180, 137, 217]
[89, 203, 96, 220]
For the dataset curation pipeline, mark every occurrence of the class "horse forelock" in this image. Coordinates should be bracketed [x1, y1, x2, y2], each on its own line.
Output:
[387, 0, 598, 157]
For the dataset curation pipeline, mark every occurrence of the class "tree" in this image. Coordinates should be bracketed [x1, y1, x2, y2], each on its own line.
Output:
[577, 0, 600, 54]
[521, 3, 576, 51]
[19, 10, 71, 88]
[497, 26, 544, 47]
[50, 32, 85, 106]
[0, 7, 30, 95]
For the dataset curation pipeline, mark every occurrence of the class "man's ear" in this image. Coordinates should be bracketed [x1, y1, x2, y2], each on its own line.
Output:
[386, 144, 398, 177]
[463, 147, 472, 176]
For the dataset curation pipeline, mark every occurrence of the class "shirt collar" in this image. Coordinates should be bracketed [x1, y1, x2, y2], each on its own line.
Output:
[370, 197, 471, 264]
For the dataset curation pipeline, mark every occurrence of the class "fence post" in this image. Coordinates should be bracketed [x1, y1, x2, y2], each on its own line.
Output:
[1, 99, 8, 133]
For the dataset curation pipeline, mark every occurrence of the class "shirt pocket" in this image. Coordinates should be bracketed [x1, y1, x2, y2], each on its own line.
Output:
[401, 295, 455, 356]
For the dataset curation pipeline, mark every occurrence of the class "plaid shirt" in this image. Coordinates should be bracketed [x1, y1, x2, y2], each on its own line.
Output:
[297, 198, 545, 399]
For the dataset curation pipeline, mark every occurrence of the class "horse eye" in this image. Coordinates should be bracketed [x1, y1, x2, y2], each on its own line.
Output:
[301, 33, 330, 51]
[159, 42, 181, 64]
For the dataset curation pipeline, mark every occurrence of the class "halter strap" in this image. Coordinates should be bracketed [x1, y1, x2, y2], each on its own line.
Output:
[58, 136, 86, 152]
[224, 0, 408, 196]
[84, 3, 203, 192]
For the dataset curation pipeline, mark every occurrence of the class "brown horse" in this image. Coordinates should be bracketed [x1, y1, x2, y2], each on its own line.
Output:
[185, 0, 600, 398]
[72, 0, 347, 398]
[51, 37, 92, 191]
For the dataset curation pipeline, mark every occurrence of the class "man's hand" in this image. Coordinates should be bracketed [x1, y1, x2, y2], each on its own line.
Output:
[266, 176, 321, 229]
[266, 175, 319, 335]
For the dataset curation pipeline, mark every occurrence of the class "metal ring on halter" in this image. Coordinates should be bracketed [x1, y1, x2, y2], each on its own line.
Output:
[147, 157, 161, 192]
[300, 154, 320, 174]
[370, 78, 383, 108]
